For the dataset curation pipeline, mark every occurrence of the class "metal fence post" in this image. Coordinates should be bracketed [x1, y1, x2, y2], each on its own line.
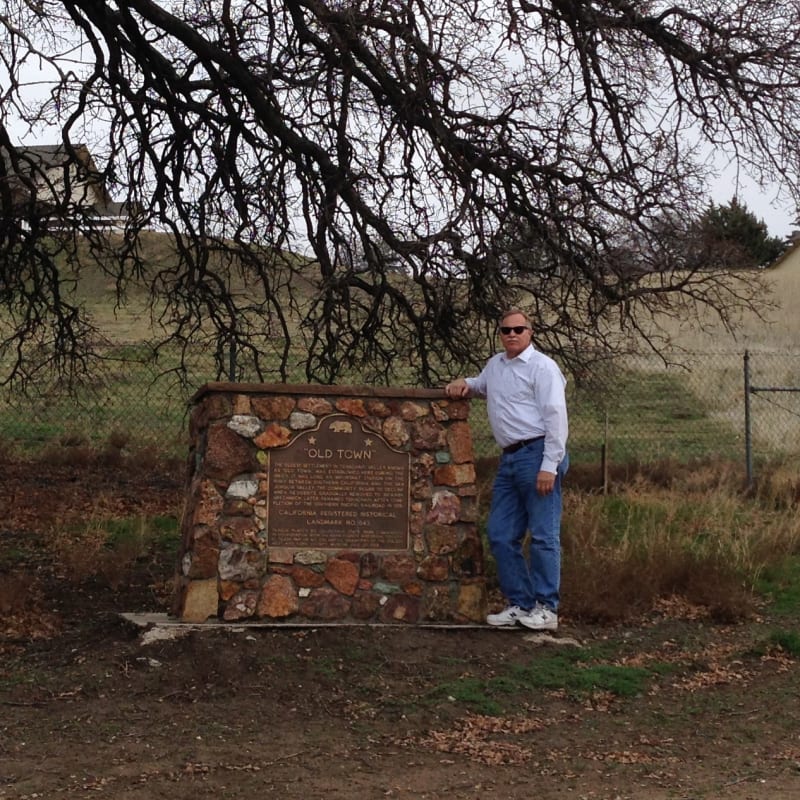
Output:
[228, 338, 237, 382]
[744, 349, 753, 489]
[601, 409, 610, 495]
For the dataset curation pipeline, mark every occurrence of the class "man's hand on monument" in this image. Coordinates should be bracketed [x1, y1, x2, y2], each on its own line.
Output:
[444, 379, 470, 398]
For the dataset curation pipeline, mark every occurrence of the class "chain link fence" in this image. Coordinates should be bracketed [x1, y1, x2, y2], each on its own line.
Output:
[472, 351, 800, 468]
[1, 349, 799, 479]
[743, 350, 800, 485]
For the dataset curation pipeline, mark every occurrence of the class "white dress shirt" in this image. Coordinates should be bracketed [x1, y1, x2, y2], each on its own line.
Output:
[466, 344, 568, 473]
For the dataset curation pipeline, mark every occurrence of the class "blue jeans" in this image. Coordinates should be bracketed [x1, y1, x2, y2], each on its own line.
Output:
[486, 439, 568, 611]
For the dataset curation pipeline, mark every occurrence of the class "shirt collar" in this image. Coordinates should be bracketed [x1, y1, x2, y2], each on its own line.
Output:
[500, 343, 535, 363]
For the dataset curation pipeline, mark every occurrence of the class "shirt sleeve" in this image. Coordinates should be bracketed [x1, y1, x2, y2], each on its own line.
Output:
[538, 363, 569, 473]
[465, 367, 488, 398]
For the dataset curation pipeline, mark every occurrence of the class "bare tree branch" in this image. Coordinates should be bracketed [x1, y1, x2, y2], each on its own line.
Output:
[1, 0, 798, 389]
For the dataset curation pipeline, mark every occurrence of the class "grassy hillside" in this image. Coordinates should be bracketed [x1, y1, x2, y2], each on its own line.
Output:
[2, 235, 799, 470]
[645, 257, 800, 352]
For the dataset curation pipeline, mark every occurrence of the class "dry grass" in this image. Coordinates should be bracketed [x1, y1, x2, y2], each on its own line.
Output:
[46, 512, 177, 592]
[3, 447, 797, 627]
[475, 455, 800, 625]
[37, 429, 182, 474]
[753, 458, 800, 509]
[47, 520, 120, 584]
[561, 460, 800, 623]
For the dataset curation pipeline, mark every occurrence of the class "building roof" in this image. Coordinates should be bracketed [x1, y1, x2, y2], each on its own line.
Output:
[0, 142, 116, 214]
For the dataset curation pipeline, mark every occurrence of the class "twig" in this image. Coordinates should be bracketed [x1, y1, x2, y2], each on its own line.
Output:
[1, 699, 45, 707]
[722, 776, 752, 787]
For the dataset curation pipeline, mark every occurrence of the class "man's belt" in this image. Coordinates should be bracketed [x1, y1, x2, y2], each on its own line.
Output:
[502, 436, 545, 455]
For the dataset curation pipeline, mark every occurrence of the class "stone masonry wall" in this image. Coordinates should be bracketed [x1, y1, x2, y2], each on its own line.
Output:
[175, 382, 487, 625]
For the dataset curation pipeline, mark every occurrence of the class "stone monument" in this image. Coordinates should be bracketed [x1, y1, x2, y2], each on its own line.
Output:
[175, 382, 487, 625]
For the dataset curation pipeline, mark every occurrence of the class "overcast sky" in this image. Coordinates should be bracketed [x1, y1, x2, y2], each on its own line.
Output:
[5, 44, 797, 241]
[8, 119, 796, 240]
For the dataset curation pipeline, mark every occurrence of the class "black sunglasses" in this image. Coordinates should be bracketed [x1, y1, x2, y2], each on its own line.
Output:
[499, 325, 529, 335]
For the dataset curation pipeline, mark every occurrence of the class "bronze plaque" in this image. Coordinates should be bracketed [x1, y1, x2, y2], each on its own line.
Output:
[268, 415, 410, 550]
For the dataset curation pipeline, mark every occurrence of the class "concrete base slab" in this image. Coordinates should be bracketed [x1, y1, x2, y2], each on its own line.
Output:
[120, 612, 492, 631]
[119, 614, 580, 649]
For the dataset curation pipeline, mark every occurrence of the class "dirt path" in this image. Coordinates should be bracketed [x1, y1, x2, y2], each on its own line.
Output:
[2, 608, 799, 799]
[1, 457, 799, 799]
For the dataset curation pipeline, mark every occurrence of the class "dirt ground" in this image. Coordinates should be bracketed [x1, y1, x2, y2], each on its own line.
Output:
[1, 458, 799, 800]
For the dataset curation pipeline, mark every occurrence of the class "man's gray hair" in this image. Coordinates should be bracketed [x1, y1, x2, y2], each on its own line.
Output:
[499, 308, 532, 327]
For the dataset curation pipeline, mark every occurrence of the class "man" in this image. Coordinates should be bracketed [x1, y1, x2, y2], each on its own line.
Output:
[445, 309, 569, 631]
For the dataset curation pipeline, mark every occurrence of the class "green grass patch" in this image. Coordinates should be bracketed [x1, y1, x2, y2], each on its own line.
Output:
[0, 373, 194, 456]
[312, 656, 340, 680]
[0, 657, 53, 692]
[0, 542, 44, 571]
[427, 675, 515, 716]
[469, 365, 743, 466]
[507, 650, 653, 699]
[568, 367, 741, 465]
[754, 556, 800, 616]
[426, 647, 659, 716]
[765, 629, 800, 657]
[102, 515, 180, 558]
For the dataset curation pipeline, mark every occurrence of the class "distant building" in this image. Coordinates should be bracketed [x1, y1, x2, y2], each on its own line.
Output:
[765, 230, 800, 273]
[0, 143, 137, 229]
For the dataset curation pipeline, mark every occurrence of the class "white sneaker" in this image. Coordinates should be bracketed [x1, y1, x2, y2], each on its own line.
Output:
[486, 605, 528, 627]
[519, 603, 558, 631]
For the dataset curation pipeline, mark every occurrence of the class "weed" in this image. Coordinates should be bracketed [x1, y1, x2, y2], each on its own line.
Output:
[312, 656, 340, 679]
[754, 458, 800, 509]
[0, 664, 51, 692]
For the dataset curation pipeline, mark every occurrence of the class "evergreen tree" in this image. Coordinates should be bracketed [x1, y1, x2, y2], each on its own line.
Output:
[695, 198, 786, 269]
